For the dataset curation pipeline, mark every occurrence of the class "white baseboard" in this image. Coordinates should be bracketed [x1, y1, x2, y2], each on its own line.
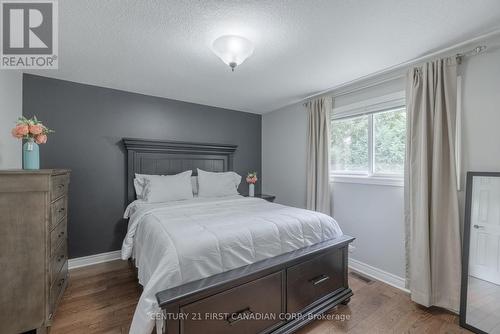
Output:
[349, 257, 409, 293]
[68, 250, 122, 269]
[68, 251, 408, 295]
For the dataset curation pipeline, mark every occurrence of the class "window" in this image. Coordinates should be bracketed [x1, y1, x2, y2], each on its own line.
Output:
[331, 107, 406, 180]
[373, 109, 406, 174]
[330, 114, 369, 174]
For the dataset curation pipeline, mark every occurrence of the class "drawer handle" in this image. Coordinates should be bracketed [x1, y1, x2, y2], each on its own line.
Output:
[57, 184, 65, 189]
[58, 231, 65, 238]
[58, 207, 66, 213]
[57, 254, 65, 262]
[226, 307, 252, 325]
[310, 274, 330, 286]
[57, 277, 66, 287]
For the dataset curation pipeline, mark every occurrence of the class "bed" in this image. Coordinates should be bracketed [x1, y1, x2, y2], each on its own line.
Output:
[121, 138, 354, 334]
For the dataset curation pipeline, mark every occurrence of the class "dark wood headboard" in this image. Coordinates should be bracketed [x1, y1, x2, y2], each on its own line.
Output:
[123, 138, 237, 203]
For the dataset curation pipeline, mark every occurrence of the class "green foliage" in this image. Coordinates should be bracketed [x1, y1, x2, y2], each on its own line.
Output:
[330, 115, 368, 172]
[331, 109, 406, 174]
[374, 110, 406, 173]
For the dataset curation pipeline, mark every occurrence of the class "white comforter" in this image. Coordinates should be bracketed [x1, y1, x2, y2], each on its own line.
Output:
[121, 196, 343, 334]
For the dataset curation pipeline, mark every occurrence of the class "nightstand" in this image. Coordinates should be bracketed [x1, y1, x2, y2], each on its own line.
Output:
[246, 193, 276, 202]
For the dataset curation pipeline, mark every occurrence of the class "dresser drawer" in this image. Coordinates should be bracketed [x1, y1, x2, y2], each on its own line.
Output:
[50, 174, 69, 201]
[50, 218, 67, 256]
[286, 249, 344, 313]
[49, 261, 68, 318]
[50, 242, 67, 285]
[180, 272, 283, 334]
[50, 196, 67, 230]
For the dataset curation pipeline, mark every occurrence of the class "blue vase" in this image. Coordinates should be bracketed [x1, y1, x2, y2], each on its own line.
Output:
[23, 139, 40, 170]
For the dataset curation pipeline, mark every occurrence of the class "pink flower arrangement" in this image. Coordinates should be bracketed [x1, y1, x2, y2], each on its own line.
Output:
[11, 116, 54, 144]
[246, 172, 258, 184]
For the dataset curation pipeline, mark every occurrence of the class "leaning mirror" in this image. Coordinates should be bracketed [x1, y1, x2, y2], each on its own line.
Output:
[461, 172, 500, 334]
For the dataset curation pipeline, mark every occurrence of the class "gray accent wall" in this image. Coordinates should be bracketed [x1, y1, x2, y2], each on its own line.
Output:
[23, 74, 262, 258]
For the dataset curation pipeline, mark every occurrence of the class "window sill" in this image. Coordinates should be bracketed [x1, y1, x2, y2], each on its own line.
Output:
[331, 175, 404, 187]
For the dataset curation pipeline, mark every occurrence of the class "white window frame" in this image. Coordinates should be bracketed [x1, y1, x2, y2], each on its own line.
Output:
[330, 91, 406, 187]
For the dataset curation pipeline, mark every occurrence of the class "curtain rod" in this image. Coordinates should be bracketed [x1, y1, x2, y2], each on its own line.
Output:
[298, 28, 500, 106]
[455, 45, 487, 63]
[325, 45, 486, 101]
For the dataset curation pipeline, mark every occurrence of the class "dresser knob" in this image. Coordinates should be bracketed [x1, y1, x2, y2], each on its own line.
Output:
[58, 207, 65, 213]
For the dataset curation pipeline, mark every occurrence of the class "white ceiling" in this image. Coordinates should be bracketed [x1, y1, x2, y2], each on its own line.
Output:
[31, 0, 500, 114]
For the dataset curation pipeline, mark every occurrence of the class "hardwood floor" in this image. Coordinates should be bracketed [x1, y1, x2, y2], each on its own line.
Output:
[51, 260, 470, 334]
[51, 260, 140, 334]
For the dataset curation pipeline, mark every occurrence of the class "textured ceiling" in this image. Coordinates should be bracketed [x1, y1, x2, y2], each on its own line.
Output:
[30, 0, 500, 113]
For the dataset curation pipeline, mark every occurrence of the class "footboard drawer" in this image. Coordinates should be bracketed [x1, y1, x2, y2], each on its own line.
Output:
[180, 272, 283, 334]
[286, 248, 345, 313]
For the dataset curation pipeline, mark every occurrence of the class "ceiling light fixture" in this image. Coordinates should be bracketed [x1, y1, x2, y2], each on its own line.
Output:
[211, 35, 254, 72]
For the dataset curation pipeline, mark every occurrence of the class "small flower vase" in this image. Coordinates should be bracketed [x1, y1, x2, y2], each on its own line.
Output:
[23, 139, 40, 170]
[249, 184, 255, 197]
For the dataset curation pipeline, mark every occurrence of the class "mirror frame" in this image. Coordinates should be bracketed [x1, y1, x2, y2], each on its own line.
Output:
[460, 171, 500, 334]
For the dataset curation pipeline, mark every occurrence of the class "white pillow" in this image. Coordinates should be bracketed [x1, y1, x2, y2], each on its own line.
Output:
[135, 173, 198, 198]
[142, 171, 193, 203]
[197, 168, 241, 197]
[134, 173, 151, 199]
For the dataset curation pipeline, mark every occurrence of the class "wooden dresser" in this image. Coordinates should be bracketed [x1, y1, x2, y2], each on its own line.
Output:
[0, 169, 70, 333]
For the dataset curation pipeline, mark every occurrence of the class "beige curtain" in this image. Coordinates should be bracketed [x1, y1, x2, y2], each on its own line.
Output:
[306, 97, 332, 215]
[405, 57, 461, 312]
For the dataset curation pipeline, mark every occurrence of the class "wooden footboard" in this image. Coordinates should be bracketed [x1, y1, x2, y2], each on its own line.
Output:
[156, 235, 354, 334]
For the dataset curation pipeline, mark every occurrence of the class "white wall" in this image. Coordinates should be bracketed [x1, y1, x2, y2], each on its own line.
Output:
[458, 46, 500, 230]
[331, 48, 500, 280]
[262, 46, 500, 282]
[461, 46, 500, 191]
[263, 77, 407, 281]
[0, 72, 23, 169]
[332, 183, 405, 277]
[262, 103, 308, 208]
